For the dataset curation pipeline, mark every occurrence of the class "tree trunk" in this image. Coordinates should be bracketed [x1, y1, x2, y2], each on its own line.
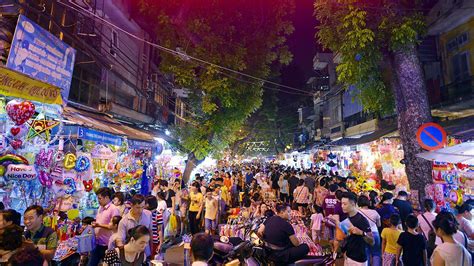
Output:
[390, 45, 433, 203]
[183, 152, 199, 184]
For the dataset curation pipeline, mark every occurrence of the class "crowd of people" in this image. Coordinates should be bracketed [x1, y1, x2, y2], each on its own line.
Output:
[0, 163, 472, 266]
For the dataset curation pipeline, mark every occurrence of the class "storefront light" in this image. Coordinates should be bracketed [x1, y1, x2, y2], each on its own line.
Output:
[165, 129, 171, 136]
[154, 137, 165, 144]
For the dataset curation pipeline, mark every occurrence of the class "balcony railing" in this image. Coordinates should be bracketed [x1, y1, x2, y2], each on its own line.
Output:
[435, 76, 474, 108]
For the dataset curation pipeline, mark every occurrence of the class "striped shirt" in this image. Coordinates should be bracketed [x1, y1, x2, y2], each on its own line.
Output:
[151, 210, 159, 244]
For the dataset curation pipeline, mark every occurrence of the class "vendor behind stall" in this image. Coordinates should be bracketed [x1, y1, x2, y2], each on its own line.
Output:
[258, 203, 309, 265]
[23, 205, 58, 262]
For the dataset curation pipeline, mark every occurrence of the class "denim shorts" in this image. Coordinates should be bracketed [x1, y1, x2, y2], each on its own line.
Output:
[205, 218, 217, 231]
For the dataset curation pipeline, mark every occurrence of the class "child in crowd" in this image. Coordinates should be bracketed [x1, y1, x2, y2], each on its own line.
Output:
[76, 216, 95, 235]
[107, 216, 122, 250]
[396, 214, 427, 266]
[310, 205, 324, 243]
[381, 214, 402, 266]
[199, 190, 218, 235]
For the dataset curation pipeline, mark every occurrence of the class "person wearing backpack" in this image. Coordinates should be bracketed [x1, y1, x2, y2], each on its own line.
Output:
[376, 192, 398, 231]
[417, 199, 442, 257]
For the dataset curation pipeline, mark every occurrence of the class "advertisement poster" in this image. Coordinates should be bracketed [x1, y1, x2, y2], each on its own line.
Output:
[6, 15, 76, 103]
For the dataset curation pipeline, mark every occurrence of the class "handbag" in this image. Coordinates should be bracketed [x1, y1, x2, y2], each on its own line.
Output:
[76, 225, 96, 253]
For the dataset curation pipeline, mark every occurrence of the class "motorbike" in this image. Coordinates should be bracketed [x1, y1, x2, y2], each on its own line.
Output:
[210, 217, 267, 265]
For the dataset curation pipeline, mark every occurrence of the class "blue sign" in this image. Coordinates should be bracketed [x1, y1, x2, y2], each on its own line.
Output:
[416, 122, 447, 151]
[77, 127, 122, 146]
[7, 15, 76, 103]
[128, 139, 156, 150]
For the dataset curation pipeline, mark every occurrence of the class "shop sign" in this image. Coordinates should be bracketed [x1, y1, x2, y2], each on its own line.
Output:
[6, 15, 76, 102]
[91, 145, 117, 160]
[0, 67, 63, 105]
[4, 164, 36, 181]
[128, 139, 156, 150]
[77, 127, 122, 146]
[416, 122, 447, 151]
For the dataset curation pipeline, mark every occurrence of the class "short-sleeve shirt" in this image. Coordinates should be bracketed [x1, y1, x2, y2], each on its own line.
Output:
[359, 209, 380, 232]
[165, 189, 176, 208]
[311, 213, 323, 231]
[263, 215, 295, 248]
[340, 213, 372, 263]
[322, 195, 338, 215]
[392, 199, 413, 223]
[117, 210, 152, 256]
[293, 186, 310, 204]
[381, 227, 402, 255]
[397, 232, 426, 266]
[304, 177, 316, 193]
[95, 202, 120, 246]
[24, 225, 58, 251]
[189, 192, 203, 212]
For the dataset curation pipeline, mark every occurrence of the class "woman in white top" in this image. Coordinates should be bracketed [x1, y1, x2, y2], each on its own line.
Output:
[293, 179, 310, 216]
[431, 210, 472, 266]
[358, 195, 382, 266]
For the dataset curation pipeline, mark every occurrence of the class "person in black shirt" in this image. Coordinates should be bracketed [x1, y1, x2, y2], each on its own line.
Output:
[258, 203, 309, 265]
[288, 174, 299, 202]
[396, 214, 427, 266]
[392, 191, 413, 230]
[339, 192, 374, 265]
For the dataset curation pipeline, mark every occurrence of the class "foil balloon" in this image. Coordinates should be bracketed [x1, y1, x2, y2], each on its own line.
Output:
[0, 165, 5, 176]
[63, 178, 77, 195]
[35, 149, 54, 169]
[11, 139, 23, 150]
[83, 180, 93, 192]
[64, 153, 76, 170]
[9, 124, 28, 139]
[5, 100, 36, 125]
[93, 178, 101, 192]
[75, 156, 90, 172]
[0, 135, 7, 154]
[39, 170, 53, 188]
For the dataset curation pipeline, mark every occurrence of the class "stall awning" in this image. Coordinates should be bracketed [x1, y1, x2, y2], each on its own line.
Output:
[326, 125, 398, 147]
[62, 106, 155, 141]
[416, 142, 474, 164]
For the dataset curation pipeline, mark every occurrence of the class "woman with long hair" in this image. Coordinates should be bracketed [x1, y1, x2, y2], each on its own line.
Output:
[431, 211, 471, 266]
[104, 225, 150, 266]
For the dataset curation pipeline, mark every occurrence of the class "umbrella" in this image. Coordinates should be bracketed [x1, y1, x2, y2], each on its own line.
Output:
[416, 142, 474, 165]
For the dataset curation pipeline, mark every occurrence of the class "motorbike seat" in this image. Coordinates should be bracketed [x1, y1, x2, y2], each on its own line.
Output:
[288, 257, 326, 265]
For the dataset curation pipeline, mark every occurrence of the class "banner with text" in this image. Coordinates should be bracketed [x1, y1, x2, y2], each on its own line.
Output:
[0, 66, 63, 104]
[7, 15, 76, 103]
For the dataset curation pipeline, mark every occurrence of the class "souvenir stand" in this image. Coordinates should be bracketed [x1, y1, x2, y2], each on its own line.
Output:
[0, 66, 64, 214]
[420, 139, 474, 211]
[313, 138, 409, 193]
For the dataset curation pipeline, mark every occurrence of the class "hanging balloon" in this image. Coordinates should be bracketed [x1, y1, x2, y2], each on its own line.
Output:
[83, 180, 93, 192]
[64, 153, 76, 170]
[11, 139, 23, 150]
[63, 178, 77, 195]
[75, 156, 90, 172]
[0, 165, 5, 176]
[93, 178, 101, 192]
[38, 170, 53, 188]
[5, 100, 36, 125]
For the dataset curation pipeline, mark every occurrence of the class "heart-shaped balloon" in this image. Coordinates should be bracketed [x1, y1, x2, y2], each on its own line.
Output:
[39, 170, 52, 188]
[10, 127, 20, 136]
[11, 139, 23, 150]
[6, 100, 36, 125]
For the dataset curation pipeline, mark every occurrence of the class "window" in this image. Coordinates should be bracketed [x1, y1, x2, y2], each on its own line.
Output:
[111, 30, 119, 48]
[446, 32, 469, 52]
[451, 52, 470, 81]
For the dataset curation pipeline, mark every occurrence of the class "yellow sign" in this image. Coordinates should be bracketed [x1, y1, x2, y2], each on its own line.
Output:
[0, 66, 63, 105]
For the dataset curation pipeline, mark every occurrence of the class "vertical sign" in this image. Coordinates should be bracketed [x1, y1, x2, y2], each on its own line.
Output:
[7, 15, 76, 103]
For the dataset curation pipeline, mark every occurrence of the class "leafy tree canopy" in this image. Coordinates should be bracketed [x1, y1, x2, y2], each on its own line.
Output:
[314, 0, 426, 115]
[139, 0, 295, 160]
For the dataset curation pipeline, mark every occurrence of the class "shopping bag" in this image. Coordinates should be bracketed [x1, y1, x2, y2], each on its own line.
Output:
[76, 225, 96, 253]
[165, 214, 178, 237]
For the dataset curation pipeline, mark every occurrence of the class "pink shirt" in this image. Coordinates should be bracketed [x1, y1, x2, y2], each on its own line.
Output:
[95, 202, 120, 246]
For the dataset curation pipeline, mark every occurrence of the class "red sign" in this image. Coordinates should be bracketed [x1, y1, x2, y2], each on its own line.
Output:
[416, 122, 447, 151]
